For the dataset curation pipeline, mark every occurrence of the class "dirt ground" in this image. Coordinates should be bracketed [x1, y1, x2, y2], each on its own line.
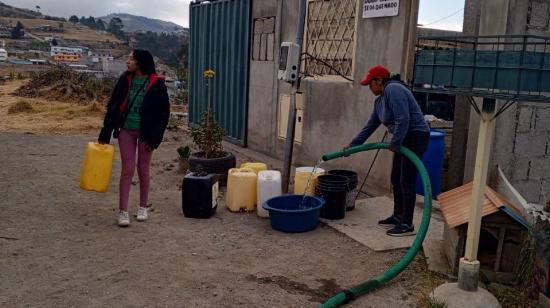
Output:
[0, 79, 104, 133]
[0, 77, 538, 307]
[0, 78, 441, 307]
[0, 129, 442, 307]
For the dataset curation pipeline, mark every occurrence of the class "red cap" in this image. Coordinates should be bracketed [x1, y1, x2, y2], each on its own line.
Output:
[360, 65, 390, 86]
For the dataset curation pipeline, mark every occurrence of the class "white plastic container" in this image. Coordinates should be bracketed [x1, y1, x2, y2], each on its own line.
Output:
[257, 170, 282, 218]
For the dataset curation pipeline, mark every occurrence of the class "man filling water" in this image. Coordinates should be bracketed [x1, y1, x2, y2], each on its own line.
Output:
[344, 65, 430, 237]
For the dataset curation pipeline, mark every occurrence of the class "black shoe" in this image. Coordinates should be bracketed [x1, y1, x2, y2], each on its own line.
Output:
[386, 224, 415, 237]
[378, 216, 400, 229]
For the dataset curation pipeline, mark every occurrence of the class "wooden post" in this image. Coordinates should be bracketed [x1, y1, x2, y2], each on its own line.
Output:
[463, 98, 497, 261]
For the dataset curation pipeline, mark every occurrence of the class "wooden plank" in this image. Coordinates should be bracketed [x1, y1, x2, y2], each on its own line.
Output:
[494, 227, 506, 272]
[464, 101, 497, 262]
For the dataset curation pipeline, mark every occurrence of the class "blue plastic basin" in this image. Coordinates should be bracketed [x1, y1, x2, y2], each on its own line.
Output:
[263, 195, 325, 233]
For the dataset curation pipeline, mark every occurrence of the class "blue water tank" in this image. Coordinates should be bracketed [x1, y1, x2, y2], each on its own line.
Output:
[416, 129, 446, 199]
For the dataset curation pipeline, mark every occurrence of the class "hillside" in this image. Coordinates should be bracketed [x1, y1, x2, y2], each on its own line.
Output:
[99, 13, 186, 34]
[1, 17, 123, 44]
[0, 2, 41, 19]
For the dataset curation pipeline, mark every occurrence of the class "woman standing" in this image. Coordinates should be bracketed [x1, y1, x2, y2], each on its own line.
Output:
[346, 65, 429, 237]
[98, 49, 170, 227]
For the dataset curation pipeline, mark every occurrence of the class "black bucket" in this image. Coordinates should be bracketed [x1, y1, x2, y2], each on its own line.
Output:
[316, 175, 348, 220]
[328, 170, 358, 211]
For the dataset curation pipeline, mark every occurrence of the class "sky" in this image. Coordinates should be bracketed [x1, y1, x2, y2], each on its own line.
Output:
[5, 0, 464, 30]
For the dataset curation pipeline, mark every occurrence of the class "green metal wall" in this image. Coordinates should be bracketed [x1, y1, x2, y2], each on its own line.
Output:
[189, 0, 251, 144]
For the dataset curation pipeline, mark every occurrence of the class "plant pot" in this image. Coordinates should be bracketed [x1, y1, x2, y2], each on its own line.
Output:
[178, 157, 189, 174]
[188, 151, 236, 186]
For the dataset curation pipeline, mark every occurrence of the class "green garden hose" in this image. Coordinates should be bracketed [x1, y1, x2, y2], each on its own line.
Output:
[320, 142, 432, 307]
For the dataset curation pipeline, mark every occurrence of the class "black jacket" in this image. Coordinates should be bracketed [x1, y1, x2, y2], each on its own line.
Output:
[98, 72, 170, 149]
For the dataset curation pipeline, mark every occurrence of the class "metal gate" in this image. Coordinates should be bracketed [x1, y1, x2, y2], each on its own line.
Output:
[189, 0, 251, 144]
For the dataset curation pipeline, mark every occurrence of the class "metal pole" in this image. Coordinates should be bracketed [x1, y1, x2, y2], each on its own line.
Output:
[282, 0, 307, 193]
[458, 97, 496, 291]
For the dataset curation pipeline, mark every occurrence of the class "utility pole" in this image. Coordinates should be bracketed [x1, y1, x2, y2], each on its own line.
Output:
[281, 0, 307, 193]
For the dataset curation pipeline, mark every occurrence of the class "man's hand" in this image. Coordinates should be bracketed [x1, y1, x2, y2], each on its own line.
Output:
[389, 144, 399, 153]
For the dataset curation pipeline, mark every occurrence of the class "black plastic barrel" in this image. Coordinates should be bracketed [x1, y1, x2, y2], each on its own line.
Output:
[182, 172, 219, 218]
[315, 175, 348, 220]
[328, 170, 359, 211]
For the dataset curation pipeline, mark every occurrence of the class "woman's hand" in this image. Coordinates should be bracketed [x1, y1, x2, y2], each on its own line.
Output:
[342, 144, 351, 156]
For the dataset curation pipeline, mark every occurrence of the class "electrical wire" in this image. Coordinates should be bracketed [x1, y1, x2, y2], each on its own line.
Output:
[354, 131, 388, 201]
[301, 52, 355, 82]
[420, 7, 464, 27]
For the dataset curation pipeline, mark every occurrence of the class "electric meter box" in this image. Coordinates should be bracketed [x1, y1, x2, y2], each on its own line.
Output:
[277, 42, 300, 83]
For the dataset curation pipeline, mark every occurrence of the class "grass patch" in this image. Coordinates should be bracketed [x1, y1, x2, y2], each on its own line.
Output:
[86, 102, 104, 115]
[485, 283, 537, 308]
[8, 100, 34, 114]
[62, 103, 104, 120]
[418, 294, 447, 308]
[398, 252, 448, 308]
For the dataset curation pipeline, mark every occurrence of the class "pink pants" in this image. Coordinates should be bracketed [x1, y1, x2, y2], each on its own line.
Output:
[118, 129, 153, 211]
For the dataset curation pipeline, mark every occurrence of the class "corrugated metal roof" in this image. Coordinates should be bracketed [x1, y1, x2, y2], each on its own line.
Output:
[439, 182, 509, 228]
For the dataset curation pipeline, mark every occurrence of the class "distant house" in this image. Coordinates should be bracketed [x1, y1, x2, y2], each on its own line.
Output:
[29, 59, 47, 65]
[32, 25, 58, 32]
[102, 58, 126, 76]
[51, 46, 83, 62]
[0, 48, 7, 61]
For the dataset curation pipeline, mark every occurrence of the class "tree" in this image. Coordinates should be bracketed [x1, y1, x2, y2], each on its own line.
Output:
[11, 21, 24, 39]
[86, 16, 95, 27]
[80, 16, 86, 24]
[108, 17, 123, 31]
[95, 19, 105, 31]
[107, 17, 125, 39]
[35, 5, 40, 13]
[69, 15, 79, 24]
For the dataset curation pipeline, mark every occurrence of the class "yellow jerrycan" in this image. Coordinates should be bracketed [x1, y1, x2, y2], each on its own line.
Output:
[226, 168, 257, 212]
[240, 162, 268, 175]
[80, 142, 115, 193]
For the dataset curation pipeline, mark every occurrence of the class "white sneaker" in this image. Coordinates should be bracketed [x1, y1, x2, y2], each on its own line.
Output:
[118, 211, 130, 227]
[137, 207, 148, 222]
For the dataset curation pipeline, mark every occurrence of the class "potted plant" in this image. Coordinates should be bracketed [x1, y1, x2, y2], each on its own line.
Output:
[188, 69, 236, 185]
[177, 145, 190, 174]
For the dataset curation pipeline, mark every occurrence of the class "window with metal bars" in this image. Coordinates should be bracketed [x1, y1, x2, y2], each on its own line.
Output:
[304, 0, 357, 78]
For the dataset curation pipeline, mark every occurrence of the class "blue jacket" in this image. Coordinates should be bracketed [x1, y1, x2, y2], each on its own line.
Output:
[350, 81, 429, 148]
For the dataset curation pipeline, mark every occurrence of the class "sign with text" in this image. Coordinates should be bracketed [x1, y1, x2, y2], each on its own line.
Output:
[363, 0, 400, 19]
